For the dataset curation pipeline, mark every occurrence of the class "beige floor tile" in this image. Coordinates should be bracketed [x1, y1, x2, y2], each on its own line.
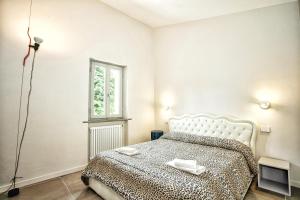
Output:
[61, 172, 86, 196]
[0, 178, 71, 200]
[74, 188, 104, 200]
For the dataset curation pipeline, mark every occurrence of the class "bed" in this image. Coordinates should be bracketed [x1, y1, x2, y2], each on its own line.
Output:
[82, 114, 257, 200]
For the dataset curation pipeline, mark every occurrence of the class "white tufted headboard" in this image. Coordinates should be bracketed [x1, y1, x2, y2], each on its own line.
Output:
[168, 114, 257, 155]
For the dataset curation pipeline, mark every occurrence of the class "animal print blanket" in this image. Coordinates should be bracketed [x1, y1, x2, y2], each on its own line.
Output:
[82, 133, 257, 200]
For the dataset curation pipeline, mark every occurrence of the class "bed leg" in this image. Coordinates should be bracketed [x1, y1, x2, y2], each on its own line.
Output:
[81, 176, 89, 186]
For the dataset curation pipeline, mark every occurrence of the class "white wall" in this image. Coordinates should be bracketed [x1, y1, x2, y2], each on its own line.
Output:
[1, 0, 300, 190]
[154, 2, 300, 186]
[0, 0, 154, 187]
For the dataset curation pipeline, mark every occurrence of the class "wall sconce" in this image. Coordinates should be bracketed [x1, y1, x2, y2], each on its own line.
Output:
[259, 101, 271, 109]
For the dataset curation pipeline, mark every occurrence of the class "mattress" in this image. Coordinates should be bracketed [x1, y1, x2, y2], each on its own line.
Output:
[90, 178, 124, 200]
[82, 132, 257, 200]
[89, 176, 252, 200]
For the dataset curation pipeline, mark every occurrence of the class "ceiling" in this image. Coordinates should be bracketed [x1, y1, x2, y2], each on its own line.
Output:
[100, 0, 297, 27]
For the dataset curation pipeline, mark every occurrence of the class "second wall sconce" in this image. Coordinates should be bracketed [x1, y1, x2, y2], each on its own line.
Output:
[259, 101, 271, 109]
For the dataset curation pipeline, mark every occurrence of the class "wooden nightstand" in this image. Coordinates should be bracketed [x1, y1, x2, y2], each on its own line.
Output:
[258, 157, 291, 196]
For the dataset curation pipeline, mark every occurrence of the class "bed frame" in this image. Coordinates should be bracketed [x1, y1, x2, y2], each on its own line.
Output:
[89, 113, 257, 199]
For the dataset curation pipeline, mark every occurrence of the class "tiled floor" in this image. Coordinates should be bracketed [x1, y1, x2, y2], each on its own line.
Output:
[1, 172, 299, 200]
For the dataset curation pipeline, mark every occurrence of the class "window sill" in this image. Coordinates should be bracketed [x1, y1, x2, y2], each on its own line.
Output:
[83, 118, 132, 123]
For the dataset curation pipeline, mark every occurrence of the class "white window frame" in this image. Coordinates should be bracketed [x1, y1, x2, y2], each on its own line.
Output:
[89, 59, 125, 120]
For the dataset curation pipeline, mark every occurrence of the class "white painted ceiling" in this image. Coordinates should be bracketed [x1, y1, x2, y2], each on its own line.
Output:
[100, 0, 296, 27]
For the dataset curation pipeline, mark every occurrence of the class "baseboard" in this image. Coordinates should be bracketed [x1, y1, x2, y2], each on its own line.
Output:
[291, 179, 300, 188]
[0, 165, 86, 193]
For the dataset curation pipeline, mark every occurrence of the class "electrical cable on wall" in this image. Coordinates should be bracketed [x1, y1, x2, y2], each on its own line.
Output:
[1, 0, 44, 197]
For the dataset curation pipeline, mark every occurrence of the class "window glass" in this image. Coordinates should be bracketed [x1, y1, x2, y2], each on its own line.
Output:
[109, 68, 121, 116]
[90, 60, 124, 119]
[93, 65, 106, 117]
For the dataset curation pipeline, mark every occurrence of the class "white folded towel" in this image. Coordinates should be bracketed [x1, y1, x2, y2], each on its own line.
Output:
[173, 158, 197, 169]
[166, 159, 206, 175]
[115, 147, 139, 156]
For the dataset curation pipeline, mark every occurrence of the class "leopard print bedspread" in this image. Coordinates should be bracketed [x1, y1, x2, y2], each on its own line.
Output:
[82, 133, 257, 200]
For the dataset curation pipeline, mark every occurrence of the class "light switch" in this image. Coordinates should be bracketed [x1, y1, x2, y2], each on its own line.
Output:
[260, 125, 271, 133]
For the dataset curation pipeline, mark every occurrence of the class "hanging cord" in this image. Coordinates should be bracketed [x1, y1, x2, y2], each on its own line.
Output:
[22, 0, 32, 67]
[13, 66, 25, 186]
[14, 0, 33, 186]
[14, 50, 37, 185]
[13, 0, 34, 189]
[16, 0, 33, 177]
[0, 51, 38, 196]
[0, 0, 34, 196]
[16, 0, 33, 175]
[13, 66, 25, 188]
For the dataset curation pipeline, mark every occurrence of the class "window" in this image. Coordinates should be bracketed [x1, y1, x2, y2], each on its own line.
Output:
[89, 59, 124, 119]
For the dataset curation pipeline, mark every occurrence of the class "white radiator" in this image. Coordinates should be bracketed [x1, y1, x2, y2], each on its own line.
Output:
[89, 124, 124, 159]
